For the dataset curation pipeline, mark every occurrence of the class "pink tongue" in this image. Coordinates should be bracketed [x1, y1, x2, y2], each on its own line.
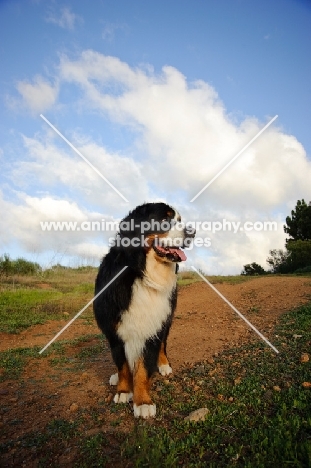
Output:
[168, 247, 187, 261]
[156, 245, 187, 261]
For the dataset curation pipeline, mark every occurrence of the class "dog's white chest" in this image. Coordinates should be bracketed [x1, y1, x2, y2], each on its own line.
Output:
[117, 278, 175, 370]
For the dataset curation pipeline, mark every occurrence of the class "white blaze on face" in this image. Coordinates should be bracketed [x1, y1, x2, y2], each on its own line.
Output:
[158, 209, 186, 248]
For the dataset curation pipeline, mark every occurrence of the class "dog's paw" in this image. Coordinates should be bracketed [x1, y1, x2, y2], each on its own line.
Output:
[158, 364, 172, 376]
[113, 392, 133, 404]
[109, 373, 119, 386]
[133, 403, 156, 419]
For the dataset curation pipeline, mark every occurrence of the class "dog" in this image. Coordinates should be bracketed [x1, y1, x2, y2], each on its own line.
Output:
[93, 202, 195, 418]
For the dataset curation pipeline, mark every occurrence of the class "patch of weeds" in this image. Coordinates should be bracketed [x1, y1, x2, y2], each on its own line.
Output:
[72, 283, 94, 294]
[0, 347, 40, 381]
[46, 418, 78, 439]
[208, 275, 256, 285]
[49, 356, 72, 367]
[248, 305, 261, 314]
[76, 433, 109, 467]
[0, 419, 78, 466]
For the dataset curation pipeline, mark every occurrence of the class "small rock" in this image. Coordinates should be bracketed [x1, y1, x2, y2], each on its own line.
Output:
[163, 379, 170, 385]
[63, 312, 70, 317]
[194, 365, 205, 375]
[300, 353, 309, 363]
[69, 403, 79, 412]
[234, 377, 242, 386]
[228, 397, 234, 402]
[9, 397, 18, 402]
[273, 386, 281, 392]
[302, 382, 311, 388]
[184, 407, 209, 422]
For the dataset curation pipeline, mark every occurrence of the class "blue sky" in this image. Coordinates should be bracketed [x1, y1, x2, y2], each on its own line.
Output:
[1, 0, 311, 273]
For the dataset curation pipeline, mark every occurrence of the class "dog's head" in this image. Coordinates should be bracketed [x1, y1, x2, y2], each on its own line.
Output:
[118, 202, 195, 263]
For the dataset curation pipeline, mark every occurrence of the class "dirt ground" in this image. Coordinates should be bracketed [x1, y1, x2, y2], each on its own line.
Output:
[1, 276, 311, 466]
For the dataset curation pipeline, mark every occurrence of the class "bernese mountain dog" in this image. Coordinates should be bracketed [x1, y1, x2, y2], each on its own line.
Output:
[93, 202, 195, 419]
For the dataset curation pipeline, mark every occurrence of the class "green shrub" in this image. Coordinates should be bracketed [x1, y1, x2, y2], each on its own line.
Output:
[0, 254, 41, 276]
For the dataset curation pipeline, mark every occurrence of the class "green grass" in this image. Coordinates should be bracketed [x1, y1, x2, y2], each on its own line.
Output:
[120, 302, 311, 467]
[177, 271, 261, 287]
[76, 433, 109, 467]
[0, 347, 40, 381]
[0, 267, 97, 333]
[0, 286, 96, 333]
[0, 290, 65, 333]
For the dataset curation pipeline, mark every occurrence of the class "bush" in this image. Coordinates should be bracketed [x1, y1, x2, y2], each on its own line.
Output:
[0, 254, 41, 277]
[241, 262, 266, 276]
[294, 265, 311, 274]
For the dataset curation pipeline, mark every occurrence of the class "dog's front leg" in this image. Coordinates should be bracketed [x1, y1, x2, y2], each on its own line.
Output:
[133, 358, 156, 418]
[112, 361, 133, 404]
[158, 342, 173, 376]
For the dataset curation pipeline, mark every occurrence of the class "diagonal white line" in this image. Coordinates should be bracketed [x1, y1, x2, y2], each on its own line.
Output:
[40, 114, 129, 203]
[39, 266, 128, 354]
[190, 115, 278, 202]
[191, 266, 279, 354]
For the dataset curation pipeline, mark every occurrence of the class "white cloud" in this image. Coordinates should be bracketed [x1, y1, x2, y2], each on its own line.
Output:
[12, 134, 149, 213]
[45, 7, 81, 30]
[58, 51, 311, 203]
[0, 190, 111, 262]
[12, 75, 59, 114]
[6, 51, 311, 272]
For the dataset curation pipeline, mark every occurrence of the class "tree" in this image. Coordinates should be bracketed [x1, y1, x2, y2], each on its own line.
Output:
[241, 262, 266, 276]
[286, 240, 311, 272]
[284, 199, 311, 244]
[266, 249, 290, 274]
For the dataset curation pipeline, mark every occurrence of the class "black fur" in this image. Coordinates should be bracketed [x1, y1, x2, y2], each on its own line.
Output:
[93, 202, 179, 378]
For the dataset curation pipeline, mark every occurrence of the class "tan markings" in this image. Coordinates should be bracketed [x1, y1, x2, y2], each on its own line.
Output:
[133, 359, 153, 406]
[144, 249, 176, 289]
[144, 232, 170, 250]
[117, 361, 133, 394]
[158, 342, 169, 367]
